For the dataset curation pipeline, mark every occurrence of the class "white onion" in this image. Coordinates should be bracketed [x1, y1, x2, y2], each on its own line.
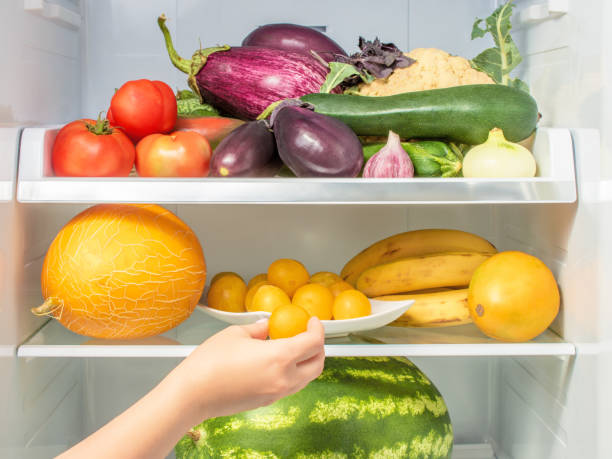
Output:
[462, 128, 536, 178]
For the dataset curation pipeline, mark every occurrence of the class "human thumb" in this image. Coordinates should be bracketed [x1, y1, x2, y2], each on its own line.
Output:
[306, 316, 325, 341]
[241, 319, 269, 340]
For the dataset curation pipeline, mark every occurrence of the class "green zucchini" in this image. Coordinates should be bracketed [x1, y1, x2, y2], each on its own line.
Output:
[300, 84, 538, 145]
[362, 140, 463, 177]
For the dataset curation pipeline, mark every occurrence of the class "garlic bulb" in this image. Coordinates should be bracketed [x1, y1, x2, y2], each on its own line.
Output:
[362, 131, 414, 178]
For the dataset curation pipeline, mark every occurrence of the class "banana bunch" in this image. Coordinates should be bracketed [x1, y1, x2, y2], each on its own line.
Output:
[376, 288, 471, 327]
[341, 229, 497, 327]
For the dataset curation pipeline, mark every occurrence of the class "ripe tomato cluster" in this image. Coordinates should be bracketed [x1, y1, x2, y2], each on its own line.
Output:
[51, 79, 211, 177]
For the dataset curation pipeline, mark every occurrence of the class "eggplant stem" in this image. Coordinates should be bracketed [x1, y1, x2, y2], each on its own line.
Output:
[157, 14, 192, 74]
[256, 100, 284, 121]
[158, 14, 230, 104]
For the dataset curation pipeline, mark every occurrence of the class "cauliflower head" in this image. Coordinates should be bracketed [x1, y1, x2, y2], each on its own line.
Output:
[357, 48, 494, 96]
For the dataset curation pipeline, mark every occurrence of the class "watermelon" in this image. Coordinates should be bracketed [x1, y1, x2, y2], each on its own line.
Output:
[176, 357, 453, 458]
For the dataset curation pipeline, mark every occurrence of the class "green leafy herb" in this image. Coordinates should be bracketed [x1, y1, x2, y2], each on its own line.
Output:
[325, 38, 413, 92]
[176, 89, 219, 117]
[319, 62, 373, 94]
[470, 0, 529, 92]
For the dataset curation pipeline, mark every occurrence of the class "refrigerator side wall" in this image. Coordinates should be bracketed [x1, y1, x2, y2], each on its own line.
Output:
[488, 0, 610, 454]
[515, 0, 612, 177]
[488, 78, 604, 459]
[0, 1, 81, 125]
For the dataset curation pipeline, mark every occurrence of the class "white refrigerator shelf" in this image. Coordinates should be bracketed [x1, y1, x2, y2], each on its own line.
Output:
[17, 307, 575, 358]
[0, 127, 20, 201]
[17, 127, 577, 204]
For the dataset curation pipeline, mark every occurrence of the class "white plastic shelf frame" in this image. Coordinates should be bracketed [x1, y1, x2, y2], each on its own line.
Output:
[16, 127, 576, 204]
[0, 127, 20, 201]
[17, 308, 575, 358]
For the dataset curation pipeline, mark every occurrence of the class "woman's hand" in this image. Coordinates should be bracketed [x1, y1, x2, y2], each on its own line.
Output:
[57, 318, 325, 459]
[168, 317, 326, 423]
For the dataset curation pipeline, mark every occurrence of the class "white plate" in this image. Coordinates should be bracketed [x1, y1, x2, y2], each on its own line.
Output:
[196, 299, 414, 338]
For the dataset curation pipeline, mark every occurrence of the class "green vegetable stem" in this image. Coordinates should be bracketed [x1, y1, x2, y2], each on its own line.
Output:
[470, 0, 529, 92]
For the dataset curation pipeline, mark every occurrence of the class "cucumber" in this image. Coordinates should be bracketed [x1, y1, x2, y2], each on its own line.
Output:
[405, 141, 463, 177]
[301, 84, 538, 145]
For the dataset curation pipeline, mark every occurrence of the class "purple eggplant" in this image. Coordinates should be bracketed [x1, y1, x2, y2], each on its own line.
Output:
[158, 15, 334, 121]
[242, 23, 347, 62]
[272, 105, 363, 177]
[210, 121, 277, 177]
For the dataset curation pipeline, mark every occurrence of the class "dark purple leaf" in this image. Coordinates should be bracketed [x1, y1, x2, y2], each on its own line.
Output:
[334, 37, 415, 89]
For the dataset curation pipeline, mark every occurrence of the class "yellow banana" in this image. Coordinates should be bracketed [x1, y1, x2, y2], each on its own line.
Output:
[341, 229, 496, 286]
[376, 288, 471, 328]
[356, 251, 492, 297]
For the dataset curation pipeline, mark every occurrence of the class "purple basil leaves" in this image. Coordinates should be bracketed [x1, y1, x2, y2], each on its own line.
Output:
[335, 37, 415, 88]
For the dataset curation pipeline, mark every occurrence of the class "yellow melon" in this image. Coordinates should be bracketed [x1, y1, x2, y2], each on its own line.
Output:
[33, 204, 206, 339]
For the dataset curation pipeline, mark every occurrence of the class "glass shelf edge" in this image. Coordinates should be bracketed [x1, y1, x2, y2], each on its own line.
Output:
[16, 342, 576, 359]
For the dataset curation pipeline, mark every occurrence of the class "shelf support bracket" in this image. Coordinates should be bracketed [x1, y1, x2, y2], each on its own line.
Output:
[519, 0, 569, 25]
[24, 0, 81, 30]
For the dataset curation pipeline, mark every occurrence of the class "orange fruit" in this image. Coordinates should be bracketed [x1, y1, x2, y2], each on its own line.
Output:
[244, 280, 270, 311]
[207, 273, 247, 312]
[328, 280, 354, 298]
[292, 283, 333, 320]
[210, 271, 242, 286]
[250, 284, 291, 313]
[267, 258, 310, 297]
[333, 289, 371, 320]
[309, 271, 342, 288]
[247, 273, 267, 289]
[269, 304, 311, 339]
[468, 251, 560, 342]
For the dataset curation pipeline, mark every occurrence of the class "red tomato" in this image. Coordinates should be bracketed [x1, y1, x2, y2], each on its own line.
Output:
[105, 107, 129, 137]
[52, 118, 135, 177]
[109, 79, 177, 142]
[174, 117, 244, 149]
[107, 107, 116, 124]
[135, 131, 211, 177]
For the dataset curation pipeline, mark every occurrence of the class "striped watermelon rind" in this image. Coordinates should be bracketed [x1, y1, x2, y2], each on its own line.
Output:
[176, 356, 453, 458]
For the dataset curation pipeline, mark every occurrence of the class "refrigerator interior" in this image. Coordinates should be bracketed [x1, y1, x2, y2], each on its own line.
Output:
[2, 0, 612, 458]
